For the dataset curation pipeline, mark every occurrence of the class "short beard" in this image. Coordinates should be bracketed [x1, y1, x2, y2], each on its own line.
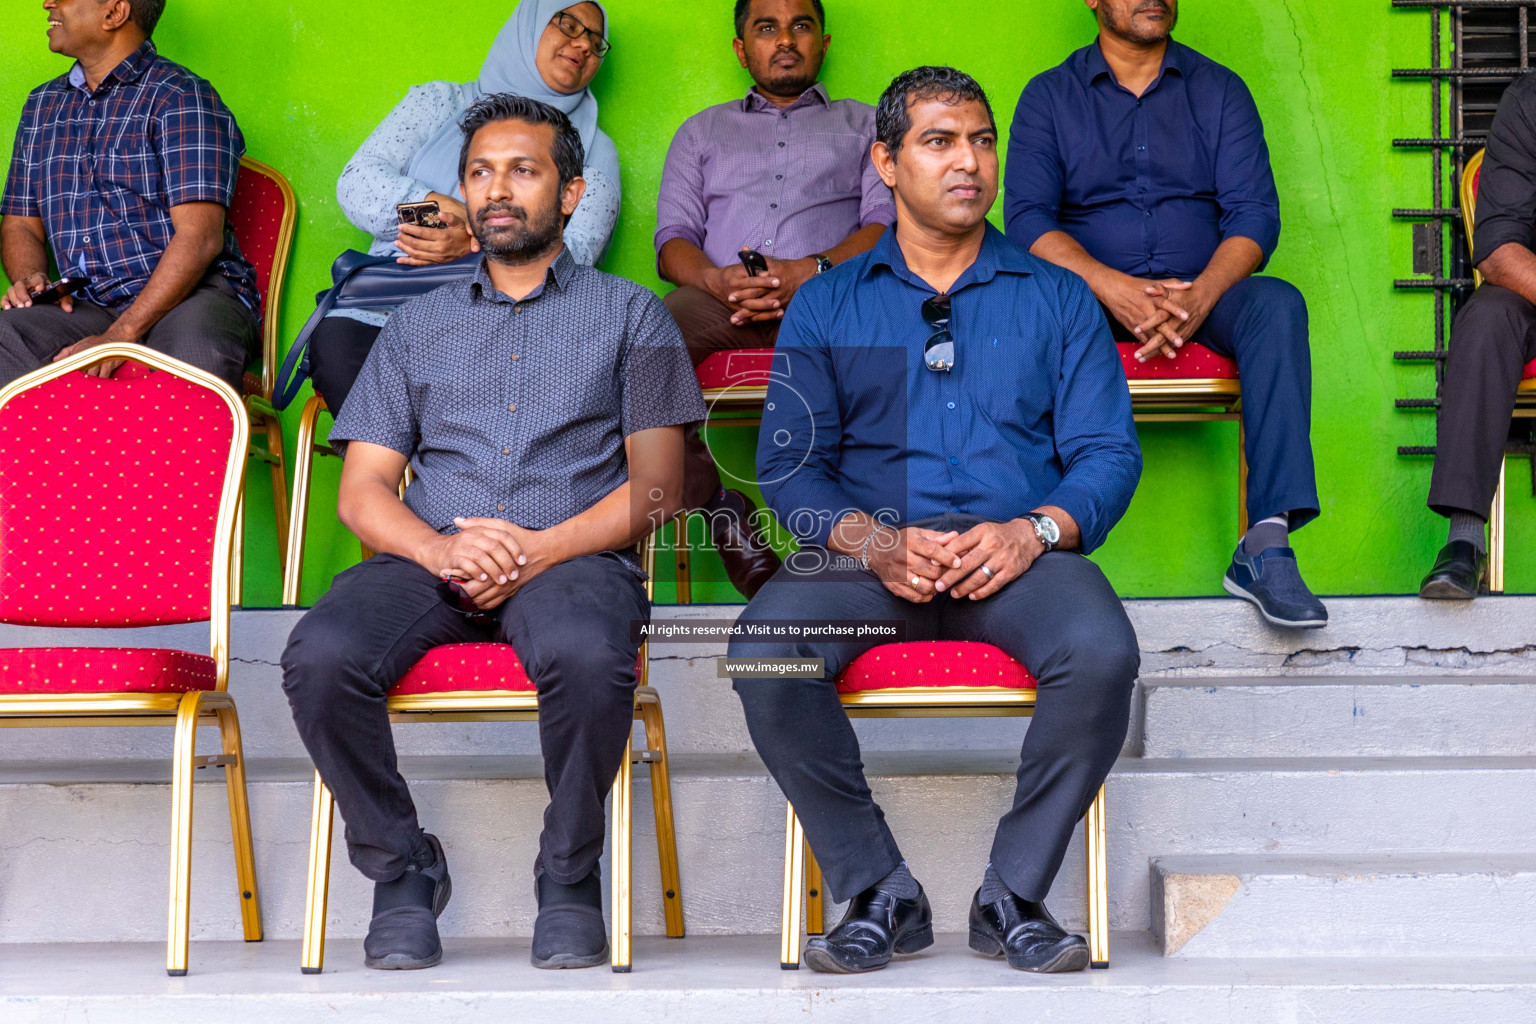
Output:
[751, 56, 822, 100]
[471, 198, 564, 265]
[1107, 1, 1177, 44]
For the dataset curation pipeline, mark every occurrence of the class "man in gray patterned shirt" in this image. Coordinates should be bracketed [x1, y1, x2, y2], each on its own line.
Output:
[282, 95, 705, 972]
[654, 0, 897, 597]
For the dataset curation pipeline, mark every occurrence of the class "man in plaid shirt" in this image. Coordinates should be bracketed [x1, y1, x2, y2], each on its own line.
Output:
[0, 0, 257, 388]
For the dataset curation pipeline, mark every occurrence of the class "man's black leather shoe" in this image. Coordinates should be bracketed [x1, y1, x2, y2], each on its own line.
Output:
[802, 885, 933, 974]
[967, 889, 1090, 973]
[363, 833, 451, 970]
[708, 489, 781, 598]
[1419, 541, 1486, 601]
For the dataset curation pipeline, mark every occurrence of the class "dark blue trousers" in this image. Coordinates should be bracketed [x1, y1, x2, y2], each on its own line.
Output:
[729, 516, 1139, 906]
[1110, 275, 1320, 530]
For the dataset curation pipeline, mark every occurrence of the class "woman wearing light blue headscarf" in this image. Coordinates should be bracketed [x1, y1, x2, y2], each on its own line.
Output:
[313, 0, 618, 413]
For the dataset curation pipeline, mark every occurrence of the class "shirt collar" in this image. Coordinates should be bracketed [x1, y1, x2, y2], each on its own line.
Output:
[862, 223, 1033, 292]
[1081, 38, 1186, 90]
[68, 40, 157, 94]
[743, 80, 831, 113]
[470, 247, 577, 305]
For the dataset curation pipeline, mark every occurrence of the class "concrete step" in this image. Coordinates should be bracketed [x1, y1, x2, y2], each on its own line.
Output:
[1140, 676, 1536, 757]
[1153, 854, 1536, 958]
[3, 753, 1535, 945]
[6, 601, 1536, 763]
[5, 933, 1535, 1024]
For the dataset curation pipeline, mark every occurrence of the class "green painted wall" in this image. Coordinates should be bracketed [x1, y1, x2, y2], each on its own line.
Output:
[2, 1, 1526, 605]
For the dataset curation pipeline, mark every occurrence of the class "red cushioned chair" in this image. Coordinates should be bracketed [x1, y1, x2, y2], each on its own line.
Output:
[1460, 148, 1536, 592]
[662, 348, 779, 603]
[777, 641, 1109, 970]
[298, 539, 684, 974]
[227, 157, 297, 595]
[0, 344, 261, 976]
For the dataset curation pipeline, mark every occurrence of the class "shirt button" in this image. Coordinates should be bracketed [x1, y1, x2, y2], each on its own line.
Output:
[1137, 145, 1146, 151]
[507, 403, 517, 412]
[510, 354, 521, 362]
[946, 402, 956, 410]
[513, 304, 523, 313]
[776, 174, 783, 180]
[778, 141, 786, 147]
[770, 203, 778, 209]
[497, 503, 506, 512]
[502, 447, 511, 455]
[949, 456, 959, 465]
[764, 240, 773, 247]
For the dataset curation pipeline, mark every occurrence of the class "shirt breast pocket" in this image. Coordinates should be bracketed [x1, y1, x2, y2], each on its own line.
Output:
[974, 334, 1055, 429]
[97, 145, 163, 206]
[800, 132, 866, 197]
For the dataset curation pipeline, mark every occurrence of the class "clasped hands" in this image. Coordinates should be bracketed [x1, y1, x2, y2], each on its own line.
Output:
[868, 521, 1046, 605]
[704, 253, 817, 327]
[1104, 272, 1214, 363]
[424, 516, 549, 612]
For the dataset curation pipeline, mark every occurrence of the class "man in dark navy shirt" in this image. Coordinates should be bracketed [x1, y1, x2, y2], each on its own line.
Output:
[729, 67, 1141, 976]
[1419, 76, 1536, 600]
[1005, 0, 1326, 629]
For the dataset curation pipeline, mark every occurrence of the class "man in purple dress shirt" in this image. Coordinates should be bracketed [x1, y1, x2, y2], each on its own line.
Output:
[654, 0, 896, 597]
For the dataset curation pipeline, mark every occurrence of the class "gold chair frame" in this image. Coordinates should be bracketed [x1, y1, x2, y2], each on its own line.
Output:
[0, 344, 261, 976]
[779, 683, 1109, 971]
[298, 540, 685, 974]
[1459, 148, 1536, 592]
[231, 157, 298, 604]
[1130, 379, 1248, 537]
[280, 393, 334, 606]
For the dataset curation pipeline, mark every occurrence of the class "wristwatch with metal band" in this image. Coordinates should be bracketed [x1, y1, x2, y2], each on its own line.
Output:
[811, 253, 833, 275]
[1024, 512, 1061, 552]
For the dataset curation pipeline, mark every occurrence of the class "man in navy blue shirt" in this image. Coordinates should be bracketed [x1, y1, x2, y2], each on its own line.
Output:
[1005, 0, 1327, 629]
[728, 67, 1141, 976]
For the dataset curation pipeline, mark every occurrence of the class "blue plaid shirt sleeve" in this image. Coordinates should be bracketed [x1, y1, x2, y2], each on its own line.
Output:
[1, 91, 41, 218]
[155, 80, 242, 207]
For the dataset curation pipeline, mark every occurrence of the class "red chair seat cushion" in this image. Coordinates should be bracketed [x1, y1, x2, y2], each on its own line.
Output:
[695, 348, 776, 390]
[1525, 358, 1536, 381]
[391, 644, 649, 696]
[836, 641, 1037, 693]
[393, 644, 537, 695]
[0, 647, 217, 694]
[1118, 341, 1238, 380]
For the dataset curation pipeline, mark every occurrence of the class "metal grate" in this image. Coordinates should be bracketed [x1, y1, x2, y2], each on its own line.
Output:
[1391, 0, 1535, 457]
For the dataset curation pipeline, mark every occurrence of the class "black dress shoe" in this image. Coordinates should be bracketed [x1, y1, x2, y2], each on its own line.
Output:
[708, 489, 781, 598]
[1419, 541, 1486, 600]
[531, 870, 609, 970]
[803, 885, 933, 974]
[967, 889, 1090, 973]
[363, 833, 451, 970]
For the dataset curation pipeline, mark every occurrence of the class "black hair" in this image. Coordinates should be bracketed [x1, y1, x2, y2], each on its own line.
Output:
[875, 66, 995, 162]
[734, 0, 826, 38]
[457, 93, 585, 188]
[125, 0, 166, 36]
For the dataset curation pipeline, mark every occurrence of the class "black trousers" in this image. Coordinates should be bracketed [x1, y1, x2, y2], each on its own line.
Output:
[282, 552, 648, 884]
[0, 274, 256, 391]
[1107, 275, 1319, 529]
[307, 315, 382, 415]
[1429, 283, 1536, 518]
[727, 516, 1139, 905]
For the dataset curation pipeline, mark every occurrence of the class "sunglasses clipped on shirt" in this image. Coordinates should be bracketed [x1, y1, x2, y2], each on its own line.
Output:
[922, 293, 955, 372]
[551, 11, 611, 57]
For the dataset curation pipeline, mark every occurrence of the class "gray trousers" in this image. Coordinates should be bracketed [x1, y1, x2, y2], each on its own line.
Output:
[728, 515, 1140, 905]
[0, 275, 256, 391]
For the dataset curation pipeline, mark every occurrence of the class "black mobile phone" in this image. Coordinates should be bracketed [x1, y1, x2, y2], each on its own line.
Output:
[30, 276, 89, 305]
[396, 201, 446, 229]
[738, 248, 769, 277]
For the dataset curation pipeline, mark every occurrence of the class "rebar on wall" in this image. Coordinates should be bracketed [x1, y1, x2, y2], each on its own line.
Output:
[1392, 1, 1535, 461]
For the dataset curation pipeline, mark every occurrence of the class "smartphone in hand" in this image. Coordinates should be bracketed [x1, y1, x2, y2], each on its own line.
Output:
[30, 276, 89, 306]
[396, 201, 446, 229]
[738, 248, 769, 277]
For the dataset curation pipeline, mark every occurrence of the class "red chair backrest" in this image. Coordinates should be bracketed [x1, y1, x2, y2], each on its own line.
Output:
[227, 161, 287, 328]
[0, 370, 238, 627]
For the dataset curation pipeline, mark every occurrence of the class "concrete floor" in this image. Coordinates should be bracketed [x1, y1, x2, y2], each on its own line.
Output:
[4, 933, 1535, 1024]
